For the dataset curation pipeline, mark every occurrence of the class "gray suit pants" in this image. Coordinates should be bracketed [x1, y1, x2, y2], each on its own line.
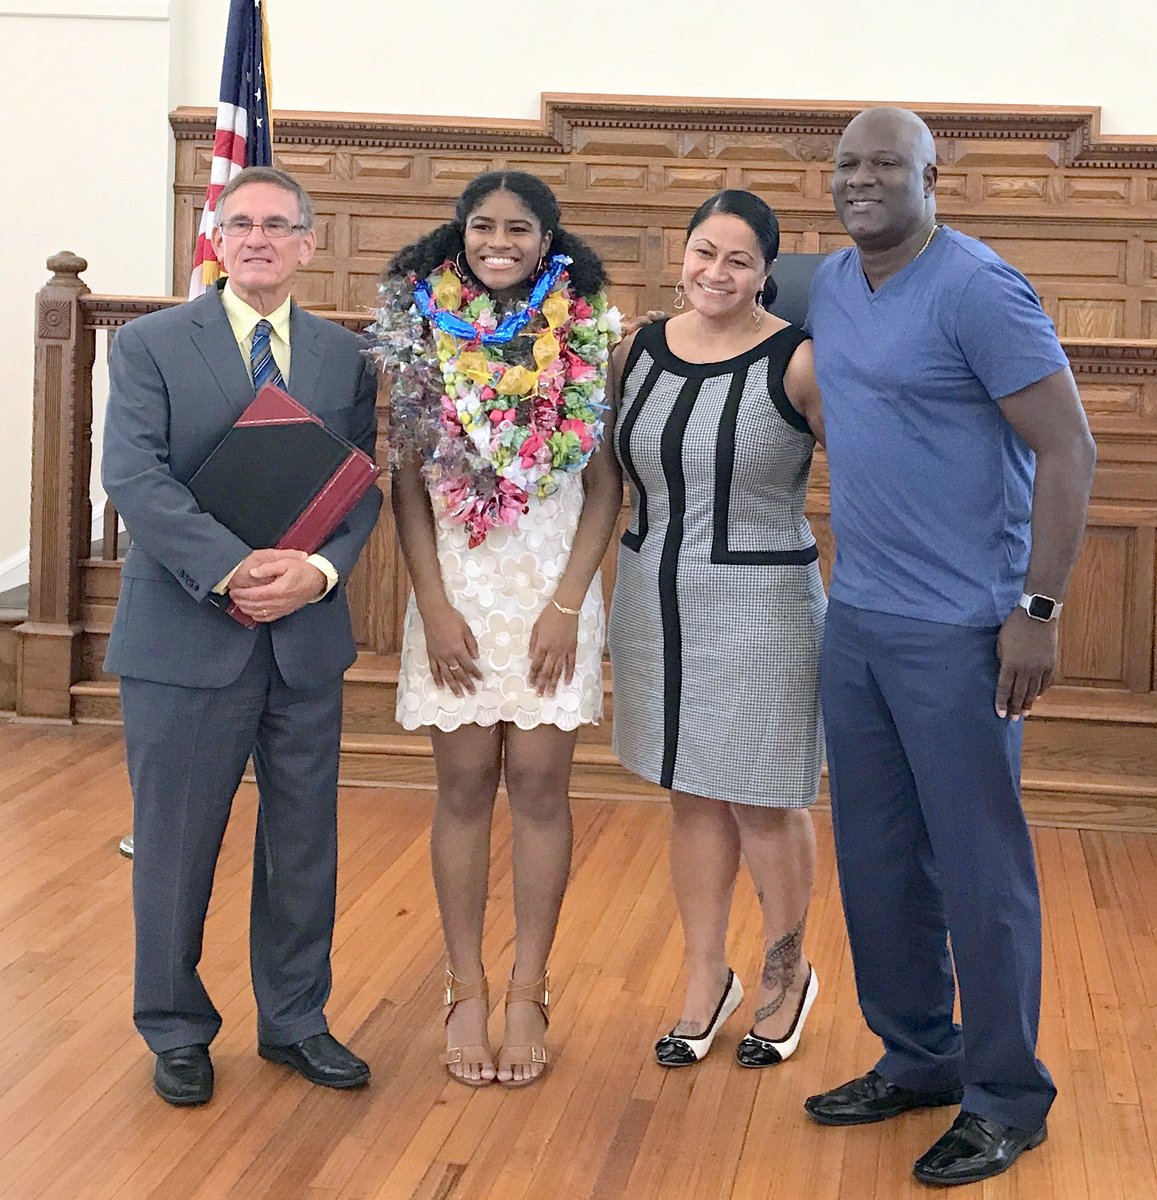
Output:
[123, 629, 343, 1053]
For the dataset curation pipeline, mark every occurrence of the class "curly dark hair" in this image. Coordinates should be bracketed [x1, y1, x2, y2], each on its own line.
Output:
[686, 189, 780, 306]
[387, 170, 606, 296]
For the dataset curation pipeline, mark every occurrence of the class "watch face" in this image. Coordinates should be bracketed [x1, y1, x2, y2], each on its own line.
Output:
[1027, 594, 1056, 620]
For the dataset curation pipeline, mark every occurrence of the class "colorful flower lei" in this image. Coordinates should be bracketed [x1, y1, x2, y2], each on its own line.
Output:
[370, 254, 622, 546]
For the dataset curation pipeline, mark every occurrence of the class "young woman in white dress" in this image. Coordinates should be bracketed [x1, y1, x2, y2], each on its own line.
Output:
[371, 172, 622, 1087]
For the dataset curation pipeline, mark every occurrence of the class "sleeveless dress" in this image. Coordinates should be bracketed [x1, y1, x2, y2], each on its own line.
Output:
[396, 473, 605, 731]
[608, 320, 825, 806]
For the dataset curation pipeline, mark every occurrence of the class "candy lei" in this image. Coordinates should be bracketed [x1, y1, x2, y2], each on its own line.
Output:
[371, 254, 622, 547]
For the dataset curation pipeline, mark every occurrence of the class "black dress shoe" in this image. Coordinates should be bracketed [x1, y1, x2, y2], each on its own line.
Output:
[913, 1112, 1047, 1186]
[804, 1069, 963, 1126]
[154, 1044, 213, 1106]
[258, 1032, 370, 1089]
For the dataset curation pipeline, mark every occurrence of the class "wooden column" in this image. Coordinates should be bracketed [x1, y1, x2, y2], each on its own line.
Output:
[15, 253, 94, 720]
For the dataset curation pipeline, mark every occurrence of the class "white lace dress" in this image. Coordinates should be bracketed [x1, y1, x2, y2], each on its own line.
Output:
[396, 473, 605, 731]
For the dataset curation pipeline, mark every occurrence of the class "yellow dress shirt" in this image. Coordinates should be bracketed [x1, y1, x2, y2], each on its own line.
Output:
[212, 282, 338, 600]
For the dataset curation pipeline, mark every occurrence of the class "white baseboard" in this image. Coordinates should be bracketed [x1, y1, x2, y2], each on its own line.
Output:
[0, 547, 29, 596]
[0, 512, 122, 597]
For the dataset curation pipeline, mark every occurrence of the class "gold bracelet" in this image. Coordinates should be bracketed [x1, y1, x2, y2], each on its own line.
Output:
[550, 597, 582, 616]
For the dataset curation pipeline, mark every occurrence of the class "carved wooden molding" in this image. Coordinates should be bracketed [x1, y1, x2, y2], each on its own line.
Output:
[79, 296, 181, 328]
[38, 300, 72, 341]
[78, 296, 370, 334]
[170, 95, 1157, 167]
[1064, 340, 1157, 375]
[74, 293, 1157, 374]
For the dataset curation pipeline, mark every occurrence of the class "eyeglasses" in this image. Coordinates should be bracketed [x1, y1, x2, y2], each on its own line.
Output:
[218, 217, 307, 239]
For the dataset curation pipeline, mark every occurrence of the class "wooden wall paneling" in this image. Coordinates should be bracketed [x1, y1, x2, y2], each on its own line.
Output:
[22, 95, 1156, 814]
[1059, 523, 1147, 690]
[1137, 526, 1157, 694]
[169, 99, 1157, 336]
[1153, 526, 1157, 695]
[1065, 345, 1157, 707]
[1091, 439, 1157, 508]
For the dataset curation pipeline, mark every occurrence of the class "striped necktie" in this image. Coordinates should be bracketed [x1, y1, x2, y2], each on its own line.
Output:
[250, 318, 285, 391]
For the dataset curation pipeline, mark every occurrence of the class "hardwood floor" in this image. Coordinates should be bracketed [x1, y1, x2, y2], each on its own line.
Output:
[0, 721, 1153, 1199]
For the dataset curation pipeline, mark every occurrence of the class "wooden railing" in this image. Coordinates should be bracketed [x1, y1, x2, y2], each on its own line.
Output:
[13, 253, 376, 719]
[15, 253, 1157, 831]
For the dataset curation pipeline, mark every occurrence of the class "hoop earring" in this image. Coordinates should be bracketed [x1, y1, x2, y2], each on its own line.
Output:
[753, 300, 764, 330]
[673, 280, 686, 311]
[535, 254, 545, 276]
[454, 252, 467, 276]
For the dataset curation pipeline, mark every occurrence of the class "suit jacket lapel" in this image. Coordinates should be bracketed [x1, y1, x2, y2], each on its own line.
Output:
[287, 303, 327, 405]
[188, 286, 256, 420]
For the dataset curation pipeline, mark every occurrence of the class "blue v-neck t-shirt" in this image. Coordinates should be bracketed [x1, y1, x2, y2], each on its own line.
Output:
[808, 226, 1070, 628]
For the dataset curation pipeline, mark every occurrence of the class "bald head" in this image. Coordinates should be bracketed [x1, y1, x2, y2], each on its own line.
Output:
[831, 107, 938, 254]
[838, 107, 937, 173]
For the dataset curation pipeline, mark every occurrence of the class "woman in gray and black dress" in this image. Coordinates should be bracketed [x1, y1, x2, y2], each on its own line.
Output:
[608, 191, 825, 1069]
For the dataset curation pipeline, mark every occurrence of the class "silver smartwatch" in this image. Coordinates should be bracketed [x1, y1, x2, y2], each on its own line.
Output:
[1017, 592, 1062, 622]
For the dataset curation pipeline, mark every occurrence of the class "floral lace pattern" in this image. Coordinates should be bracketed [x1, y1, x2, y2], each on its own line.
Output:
[396, 475, 605, 731]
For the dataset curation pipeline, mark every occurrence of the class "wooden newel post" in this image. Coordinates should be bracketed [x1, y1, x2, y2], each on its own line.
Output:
[15, 252, 95, 720]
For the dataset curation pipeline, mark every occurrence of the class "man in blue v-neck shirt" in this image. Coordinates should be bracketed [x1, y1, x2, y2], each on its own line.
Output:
[803, 107, 1096, 1188]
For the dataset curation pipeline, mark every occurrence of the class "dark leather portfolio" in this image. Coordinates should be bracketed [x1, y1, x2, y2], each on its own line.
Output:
[188, 383, 381, 627]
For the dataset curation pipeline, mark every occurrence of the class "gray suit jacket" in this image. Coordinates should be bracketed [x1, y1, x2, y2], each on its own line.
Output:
[103, 286, 382, 690]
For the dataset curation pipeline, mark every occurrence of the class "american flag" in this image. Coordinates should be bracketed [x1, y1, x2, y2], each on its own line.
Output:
[189, 0, 275, 297]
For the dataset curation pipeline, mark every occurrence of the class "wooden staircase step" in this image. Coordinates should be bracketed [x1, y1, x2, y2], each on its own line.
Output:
[60, 656, 1157, 828]
[69, 679, 122, 724]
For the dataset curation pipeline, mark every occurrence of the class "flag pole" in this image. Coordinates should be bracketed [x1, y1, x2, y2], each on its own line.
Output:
[262, 1, 274, 145]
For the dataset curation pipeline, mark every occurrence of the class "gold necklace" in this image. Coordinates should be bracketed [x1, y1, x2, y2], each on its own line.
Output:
[912, 223, 941, 261]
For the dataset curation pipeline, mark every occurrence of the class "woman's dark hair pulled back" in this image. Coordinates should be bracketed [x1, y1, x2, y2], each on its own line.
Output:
[388, 170, 606, 296]
[686, 189, 780, 306]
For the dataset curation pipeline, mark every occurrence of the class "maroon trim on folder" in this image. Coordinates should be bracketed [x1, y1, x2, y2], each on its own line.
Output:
[278, 452, 380, 552]
[236, 384, 324, 428]
[216, 383, 381, 627]
[224, 600, 259, 628]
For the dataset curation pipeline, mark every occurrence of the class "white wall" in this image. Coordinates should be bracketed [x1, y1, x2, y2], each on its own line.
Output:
[1, 3, 171, 587]
[4, 0, 1156, 584]
[174, 0, 1157, 133]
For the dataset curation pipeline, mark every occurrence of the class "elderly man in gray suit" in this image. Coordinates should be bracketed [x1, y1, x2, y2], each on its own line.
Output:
[103, 166, 382, 1106]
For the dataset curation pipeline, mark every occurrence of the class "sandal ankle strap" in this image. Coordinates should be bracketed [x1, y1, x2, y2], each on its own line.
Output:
[445, 969, 488, 1008]
[505, 969, 550, 1012]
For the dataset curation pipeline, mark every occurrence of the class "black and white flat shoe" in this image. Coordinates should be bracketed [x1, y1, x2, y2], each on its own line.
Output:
[736, 965, 818, 1068]
[655, 969, 744, 1067]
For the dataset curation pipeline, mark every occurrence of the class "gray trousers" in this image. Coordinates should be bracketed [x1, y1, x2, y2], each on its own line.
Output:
[122, 628, 343, 1053]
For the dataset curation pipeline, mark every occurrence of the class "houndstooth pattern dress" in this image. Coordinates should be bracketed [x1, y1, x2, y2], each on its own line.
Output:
[608, 320, 825, 806]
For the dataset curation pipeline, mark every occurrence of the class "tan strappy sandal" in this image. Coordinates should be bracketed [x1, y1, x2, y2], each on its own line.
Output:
[440, 970, 495, 1087]
[497, 969, 550, 1088]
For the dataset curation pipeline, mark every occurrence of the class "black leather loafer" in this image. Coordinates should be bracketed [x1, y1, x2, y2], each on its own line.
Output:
[154, 1044, 213, 1106]
[804, 1069, 963, 1126]
[913, 1112, 1046, 1186]
[258, 1032, 370, 1089]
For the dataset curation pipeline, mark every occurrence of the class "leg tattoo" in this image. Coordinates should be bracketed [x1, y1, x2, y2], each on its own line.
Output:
[754, 915, 806, 1024]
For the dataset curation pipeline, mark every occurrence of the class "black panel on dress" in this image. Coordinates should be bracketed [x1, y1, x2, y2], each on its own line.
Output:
[616, 324, 668, 553]
[710, 324, 819, 565]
